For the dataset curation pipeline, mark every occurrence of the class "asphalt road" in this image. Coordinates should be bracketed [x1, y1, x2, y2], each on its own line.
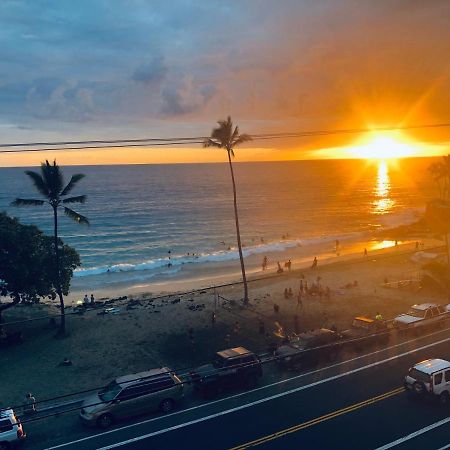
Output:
[26, 326, 450, 450]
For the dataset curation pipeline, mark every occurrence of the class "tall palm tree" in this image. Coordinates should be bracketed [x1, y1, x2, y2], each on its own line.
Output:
[11, 160, 88, 335]
[204, 117, 252, 304]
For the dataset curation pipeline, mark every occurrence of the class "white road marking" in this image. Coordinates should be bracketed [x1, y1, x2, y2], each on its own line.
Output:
[435, 444, 450, 450]
[45, 327, 450, 450]
[374, 416, 450, 450]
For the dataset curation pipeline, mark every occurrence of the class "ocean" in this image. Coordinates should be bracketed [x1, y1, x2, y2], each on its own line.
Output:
[0, 158, 438, 300]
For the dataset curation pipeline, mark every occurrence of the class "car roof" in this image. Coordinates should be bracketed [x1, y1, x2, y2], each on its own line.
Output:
[116, 367, 172, 386]
[411, 303, 438, 310]
[354, 316, 374, 323]
[0, 409, 13, 420]
[413, 359, 450, 374]
[216, 347, 252, 359]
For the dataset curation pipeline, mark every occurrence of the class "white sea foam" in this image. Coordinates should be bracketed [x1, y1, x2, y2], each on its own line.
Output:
[73, 231, 363, 278]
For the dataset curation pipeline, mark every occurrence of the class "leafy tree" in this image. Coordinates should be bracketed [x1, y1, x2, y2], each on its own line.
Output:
[204, 117, 252, 304]
[0, 213, 80, 326]
[11, 160, 88, 335]
[427, 155, 450, 263]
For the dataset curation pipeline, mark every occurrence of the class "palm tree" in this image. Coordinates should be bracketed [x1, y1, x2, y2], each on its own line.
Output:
[11, 160, 88, 335]
[204, 117, 252, 304]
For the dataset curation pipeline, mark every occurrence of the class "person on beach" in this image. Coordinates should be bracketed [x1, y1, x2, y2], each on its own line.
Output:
[297, 292, 303, 309]
[262, 256, 268, 271]
[24, 393, 36, 414]
[364, 248, 368, 257]
[415, 241, 419, 250]
[299, 279, 304, 294]
[287, 259, 292, 271]
[277, 262, 284, 274]
[83, 294, 89, 306]
[311, 257, 318, 269]
[90, 294, 95, 305]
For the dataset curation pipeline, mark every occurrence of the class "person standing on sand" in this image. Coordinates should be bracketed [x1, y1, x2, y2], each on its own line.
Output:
[262, 256, 268, 271]
[90, 294, 95, 305]
[287, 259, 292, 271]
[364, 248, 368, 257]
[83, 294, 89, 306]
[277, 262, 284, 274]
[311, 257, 318, 269]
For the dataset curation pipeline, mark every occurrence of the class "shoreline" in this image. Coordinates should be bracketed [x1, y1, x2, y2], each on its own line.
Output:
[65, 236, 444, 304]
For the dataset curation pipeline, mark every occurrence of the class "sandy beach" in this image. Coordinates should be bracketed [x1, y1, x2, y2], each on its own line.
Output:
[0, 238, 447, 409]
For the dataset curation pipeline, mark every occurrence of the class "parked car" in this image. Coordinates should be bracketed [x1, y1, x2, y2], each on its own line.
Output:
[0, 409, 26, 449]
[341, 316, 389, 349]
[190, 347, 262, 399]
[79, 367, 183, 428]
[404, 358, 450, 405]
[275, 328, 342, 369]
[394, 303, 449, 332]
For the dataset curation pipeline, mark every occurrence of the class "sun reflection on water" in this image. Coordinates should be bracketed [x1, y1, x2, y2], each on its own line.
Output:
[373, 160, 395, 214]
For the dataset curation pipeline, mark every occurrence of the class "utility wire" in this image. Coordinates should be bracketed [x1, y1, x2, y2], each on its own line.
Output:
[1, 122, 449, 154]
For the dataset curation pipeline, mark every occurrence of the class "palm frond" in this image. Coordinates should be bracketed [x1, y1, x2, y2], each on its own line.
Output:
[64, 207, 89, 225]
[203, 139, 223, 148]
[62, 195, 87, 204]
[232, 133, 252, 147]
[11, 198, 45, 206]
[61, 174, 86, 196]
[24, 170, 49, 197]
[41, 160, 64, 199]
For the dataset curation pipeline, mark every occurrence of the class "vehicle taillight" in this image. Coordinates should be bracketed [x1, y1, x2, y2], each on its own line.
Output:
[17, 427, 24, 438]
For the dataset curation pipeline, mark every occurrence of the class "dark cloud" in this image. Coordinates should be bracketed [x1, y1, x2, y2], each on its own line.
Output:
[132, 56, 168, 85]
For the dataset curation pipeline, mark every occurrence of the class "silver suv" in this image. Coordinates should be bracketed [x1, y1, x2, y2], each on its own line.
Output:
[0, 409, 26, 449]
[80, 367, 183, 428]
[404, 358, 450, 405]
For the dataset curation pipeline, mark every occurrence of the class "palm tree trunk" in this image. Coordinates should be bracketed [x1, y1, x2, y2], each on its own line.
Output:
[53, 206, 66, 335]
[227, 150, 249, 304]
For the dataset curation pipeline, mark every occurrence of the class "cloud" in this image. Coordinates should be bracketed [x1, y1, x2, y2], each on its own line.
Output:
[160, 79, 216, 116]
[132, 56, 168, 85]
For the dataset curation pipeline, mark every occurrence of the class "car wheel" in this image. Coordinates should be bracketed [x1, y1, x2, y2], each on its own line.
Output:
[97, 413, 114, 429]
[413, 382, 425, 395]
[159, 398, 175, 413]
[0, 442, 11, 450]
[439, 392, 449, 405]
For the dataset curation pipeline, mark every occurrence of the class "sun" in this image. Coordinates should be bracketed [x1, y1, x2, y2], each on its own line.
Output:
[346, 132, 421, 160]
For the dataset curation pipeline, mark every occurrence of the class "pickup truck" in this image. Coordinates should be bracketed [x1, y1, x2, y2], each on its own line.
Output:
[394, 303, 450, 332]
[190, 347, 262, 399]
[274, 328, 342, 369]
[340, 316, 389, 349]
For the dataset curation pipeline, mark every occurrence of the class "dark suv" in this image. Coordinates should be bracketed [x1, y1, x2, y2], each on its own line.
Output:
[190, 347, 262, 399]
[341, 316, 389, 349]
[275, 328, 342, 369]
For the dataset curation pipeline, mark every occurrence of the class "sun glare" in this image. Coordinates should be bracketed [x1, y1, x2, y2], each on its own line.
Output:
[346, 132, 420, 160]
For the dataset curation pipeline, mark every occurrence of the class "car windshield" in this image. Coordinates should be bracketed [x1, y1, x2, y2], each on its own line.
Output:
[213, 356, 225, 368]
[98, 381, 122, 402]
[407, 308, 427, 318]
[409, 368, 431, 383]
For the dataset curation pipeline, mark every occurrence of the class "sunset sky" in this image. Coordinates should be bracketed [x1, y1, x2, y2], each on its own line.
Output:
[1, 0, 450, 167]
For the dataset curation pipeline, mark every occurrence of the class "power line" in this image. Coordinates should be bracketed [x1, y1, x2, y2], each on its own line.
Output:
[1, 122, 449, 154]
